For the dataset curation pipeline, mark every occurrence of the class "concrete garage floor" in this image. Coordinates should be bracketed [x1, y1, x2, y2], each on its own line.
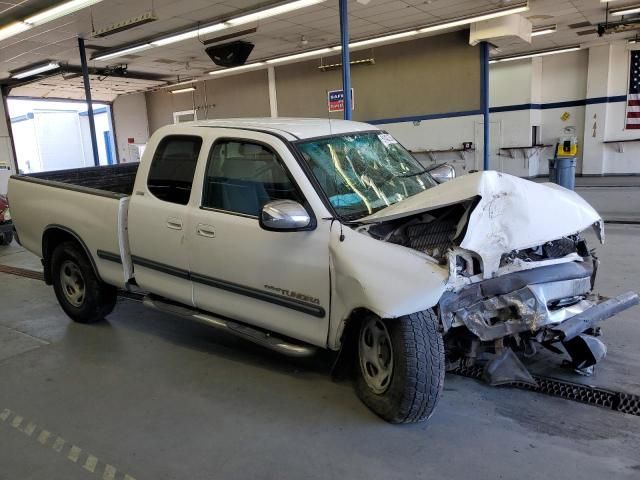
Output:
[1, 191, 640, 480]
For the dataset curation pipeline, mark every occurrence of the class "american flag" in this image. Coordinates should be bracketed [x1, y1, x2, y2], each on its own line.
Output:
[627, 50, 640, 130]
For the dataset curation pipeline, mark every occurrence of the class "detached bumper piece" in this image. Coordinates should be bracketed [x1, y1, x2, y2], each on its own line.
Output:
[482, 291, 639, 384]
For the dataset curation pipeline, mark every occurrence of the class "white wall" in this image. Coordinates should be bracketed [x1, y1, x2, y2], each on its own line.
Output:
[0, 97, 16, 195]
[112, 93, 149, 163]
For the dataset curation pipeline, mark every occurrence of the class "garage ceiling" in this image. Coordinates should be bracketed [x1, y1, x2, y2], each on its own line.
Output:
[1, 0, 639, 99]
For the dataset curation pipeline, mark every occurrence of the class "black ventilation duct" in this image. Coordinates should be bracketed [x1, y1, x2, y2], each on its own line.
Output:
[205, 41, 254, 67]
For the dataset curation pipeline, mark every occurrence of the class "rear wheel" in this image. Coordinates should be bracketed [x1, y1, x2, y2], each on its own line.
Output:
[51, 241, 117, 323]
[0, 231, 13, 245]
[355, 310, 445, 424]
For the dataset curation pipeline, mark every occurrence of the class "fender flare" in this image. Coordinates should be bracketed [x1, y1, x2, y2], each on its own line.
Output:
[42, 224, 102, 285]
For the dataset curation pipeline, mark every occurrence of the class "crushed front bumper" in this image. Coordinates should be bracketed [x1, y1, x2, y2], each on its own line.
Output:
[440, 258, 639, 379]
[441, 259, 638, 341]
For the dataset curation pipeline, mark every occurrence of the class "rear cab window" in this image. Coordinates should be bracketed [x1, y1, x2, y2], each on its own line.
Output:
[147, 135, 203, 205]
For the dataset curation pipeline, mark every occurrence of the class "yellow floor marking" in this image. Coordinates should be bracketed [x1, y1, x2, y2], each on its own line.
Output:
[52, 436, 66, 453]
[23, 422, 37, 436]
[84, 454, 98, 473]
[2, 407, 137, 480]
[11, 415, 23, 428]
[103, 464, 117, 480]
[37, 429, 51, 445]
[68, 445, 82, 463]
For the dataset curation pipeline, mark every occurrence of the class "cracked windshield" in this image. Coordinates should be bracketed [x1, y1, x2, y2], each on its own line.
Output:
[297, 132, 437, 220]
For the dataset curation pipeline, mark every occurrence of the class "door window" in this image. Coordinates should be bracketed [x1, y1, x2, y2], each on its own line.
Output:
[147, 135, 202, 205]
[202, 140, 303, 217]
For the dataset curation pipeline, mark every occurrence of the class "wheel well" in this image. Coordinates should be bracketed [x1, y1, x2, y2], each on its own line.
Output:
[42, 227, 98, 285]
[331, 308, 376, 380]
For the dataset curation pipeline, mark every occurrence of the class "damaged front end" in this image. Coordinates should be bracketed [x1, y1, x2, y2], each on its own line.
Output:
[441, 240, 639, 383]
[357, 172, 639, 384]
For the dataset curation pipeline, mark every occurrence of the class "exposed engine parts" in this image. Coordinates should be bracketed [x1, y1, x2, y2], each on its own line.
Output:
[360, 201, 474, 263]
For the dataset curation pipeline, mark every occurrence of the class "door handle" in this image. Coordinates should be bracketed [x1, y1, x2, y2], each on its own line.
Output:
[166, 217, 183, 230]
[196, 224, 216, 238]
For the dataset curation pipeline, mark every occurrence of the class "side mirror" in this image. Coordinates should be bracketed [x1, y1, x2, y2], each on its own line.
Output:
[427, 163, 456, 184]
[260, 200, 312, 231]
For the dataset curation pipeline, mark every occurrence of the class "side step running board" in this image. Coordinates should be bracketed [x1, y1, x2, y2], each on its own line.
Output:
[142, 295, 318, 358]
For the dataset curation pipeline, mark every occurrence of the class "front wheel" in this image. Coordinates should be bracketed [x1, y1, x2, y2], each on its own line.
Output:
[0, 231, 13, 245]
[355, 311, 445, 424]
[51, 241, 117, 323]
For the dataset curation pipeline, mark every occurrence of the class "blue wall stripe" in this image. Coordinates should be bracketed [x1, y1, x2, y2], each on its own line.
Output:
[368, 109, 482, 125]
[369, 95, 628, 125]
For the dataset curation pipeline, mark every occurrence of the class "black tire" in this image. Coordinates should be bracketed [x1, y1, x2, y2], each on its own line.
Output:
[51, 241, 117, 323]
[355, 310, 445, 424]
[0, 231, 13, 246]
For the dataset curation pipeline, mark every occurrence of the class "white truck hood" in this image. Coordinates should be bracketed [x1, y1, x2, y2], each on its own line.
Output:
[360, 171, 603, 274]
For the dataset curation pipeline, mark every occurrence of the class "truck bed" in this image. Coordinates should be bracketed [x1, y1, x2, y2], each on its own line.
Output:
[26, 163, 139, 196]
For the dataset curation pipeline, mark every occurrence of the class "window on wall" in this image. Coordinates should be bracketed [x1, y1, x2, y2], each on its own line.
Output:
[147, 135, 202, 205]
[202, 140, 303, 217]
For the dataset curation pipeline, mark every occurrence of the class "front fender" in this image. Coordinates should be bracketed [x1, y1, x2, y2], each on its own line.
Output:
[328, 226, 448, 349]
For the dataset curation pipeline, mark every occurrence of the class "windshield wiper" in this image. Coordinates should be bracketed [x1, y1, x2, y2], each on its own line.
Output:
[397, 169, 430, 178]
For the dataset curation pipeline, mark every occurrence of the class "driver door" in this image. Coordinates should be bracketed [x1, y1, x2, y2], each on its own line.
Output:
[188, 134, 331, 347]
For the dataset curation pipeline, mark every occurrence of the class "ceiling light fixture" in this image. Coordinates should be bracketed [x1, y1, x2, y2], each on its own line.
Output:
[531, 24, 557, 36]
[419, 2, 529, 34]
[208, 62, 266, 75]
[0, 21, 31, 42]
[490, 45, 581, 63]
[170, 86, 196, 94]
[93, 0, 327, 61]
[0, 0, 105, 43]
[24, 0, 104, 26]
[266, 48, 332, 64]
[11, 62, 61, 79]
[611, 4, 640, 16]
[94, 43, 152, 61]
[226, 0, 326, 26]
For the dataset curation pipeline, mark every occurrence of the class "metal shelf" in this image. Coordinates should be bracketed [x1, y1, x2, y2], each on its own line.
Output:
[409, 148, 475, 162]
[603, 138, 640, 153]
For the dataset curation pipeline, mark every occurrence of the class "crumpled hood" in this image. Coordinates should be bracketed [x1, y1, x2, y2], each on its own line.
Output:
[360, 171, 603, 274]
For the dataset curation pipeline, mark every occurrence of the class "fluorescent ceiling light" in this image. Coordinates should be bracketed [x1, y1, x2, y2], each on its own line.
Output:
[151, 23, 227, 47]
[419, 2, 529, 34]
[611, 4, 640, 15]
[11, 62, 60, 79]
[350, 30, 419, 48]
[93, 44, 152, 61]
[170, 87, 196, 94]
[0, 21, 31, 42]
[0, 1, 105, 43]
[226, 0, 325, 26]
[93, 0, 327, 61]
[531, 25, 557, 36]
[266, 48, 332, 64]
[208, 62, 266, 75]
[490, 46, 581, 63]
[24, 0, 103, 26]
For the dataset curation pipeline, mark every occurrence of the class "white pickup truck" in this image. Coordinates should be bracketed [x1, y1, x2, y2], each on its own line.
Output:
[8, 118, 638, 424]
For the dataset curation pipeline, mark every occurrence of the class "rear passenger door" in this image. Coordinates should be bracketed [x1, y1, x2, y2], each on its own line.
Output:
[188, 134, 331, 347]
[128, 134, 203, 306]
